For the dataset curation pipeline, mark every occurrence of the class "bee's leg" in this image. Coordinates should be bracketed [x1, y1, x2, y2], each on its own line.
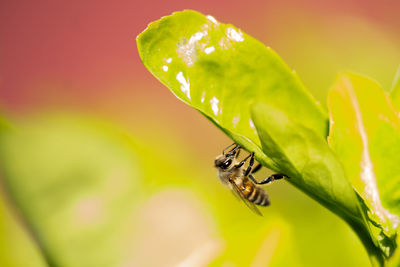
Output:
[251, 163, 262, 174]
[234, 152, 253, 169]
[243, 152, 255, 176]
[222, 143, 237, 155]
[226, 145, 241, 157]
[249, 174, 286, 185]
[235, 148, 241, 159]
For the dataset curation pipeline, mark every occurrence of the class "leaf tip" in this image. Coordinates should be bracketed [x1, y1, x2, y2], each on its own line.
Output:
[136, 9, 204, 64]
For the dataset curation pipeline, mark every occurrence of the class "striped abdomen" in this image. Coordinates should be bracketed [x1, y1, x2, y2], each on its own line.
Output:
[240, 178, 270, 206]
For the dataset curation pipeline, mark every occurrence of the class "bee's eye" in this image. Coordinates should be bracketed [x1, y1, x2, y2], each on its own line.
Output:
[222, 159, 232, 169]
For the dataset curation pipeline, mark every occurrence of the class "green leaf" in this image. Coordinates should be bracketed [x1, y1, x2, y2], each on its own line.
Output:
[250, 102, 359, 218]
[136, 10, 395, 265]
[328, 73, 400, 259]
[0, 114, 324, 267]
[137, 10, 328, 171]
[0, 192, 47, 267]
[388, 235, 400, 267]
[250, 102, 385, 266]
[0, 115, 144, 267]
[0, 117, 47, 267]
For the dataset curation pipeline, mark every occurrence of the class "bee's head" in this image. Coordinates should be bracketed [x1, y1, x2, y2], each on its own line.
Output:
[215, 144, 240, 169]
[214, 154, 234, 170]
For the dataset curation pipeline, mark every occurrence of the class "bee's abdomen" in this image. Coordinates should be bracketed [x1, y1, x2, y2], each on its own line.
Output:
[242, 179, 270, 206]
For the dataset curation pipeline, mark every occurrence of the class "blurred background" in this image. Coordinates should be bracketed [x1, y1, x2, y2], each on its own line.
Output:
[0, 0, 399, 266]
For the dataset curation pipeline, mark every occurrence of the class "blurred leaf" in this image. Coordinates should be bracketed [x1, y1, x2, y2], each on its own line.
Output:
[328, 73, 400, 259]
[0, 118, 46, 267]
[0, 115, 144, 267]
[0, 192, 47, 267]
[390, 65, 400, 111]
[0, 112, 375, 267]
[137, 10, 328, 171]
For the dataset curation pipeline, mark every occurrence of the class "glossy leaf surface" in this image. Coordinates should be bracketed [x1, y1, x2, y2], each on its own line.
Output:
[137, 10, 328, 171]
[328, 73, 400, 258]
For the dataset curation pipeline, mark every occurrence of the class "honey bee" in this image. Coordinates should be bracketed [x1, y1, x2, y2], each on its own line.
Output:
[214, 143, 285, 215]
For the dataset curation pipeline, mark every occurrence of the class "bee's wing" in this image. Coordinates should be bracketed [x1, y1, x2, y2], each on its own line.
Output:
[228, 178, 262, 216]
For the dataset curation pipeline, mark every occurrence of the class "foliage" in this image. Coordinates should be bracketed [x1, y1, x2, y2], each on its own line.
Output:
[0, 115, 146, 266]
[137, 10, 400, 266]
[0, 114, 370, 267]
[0, 9, 398, 267]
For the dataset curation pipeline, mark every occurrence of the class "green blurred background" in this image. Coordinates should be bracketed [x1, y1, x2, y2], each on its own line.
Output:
[0, 1, 399, 266]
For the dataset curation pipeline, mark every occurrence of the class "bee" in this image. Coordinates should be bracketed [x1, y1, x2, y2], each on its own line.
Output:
[214, 143, 285, 215]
